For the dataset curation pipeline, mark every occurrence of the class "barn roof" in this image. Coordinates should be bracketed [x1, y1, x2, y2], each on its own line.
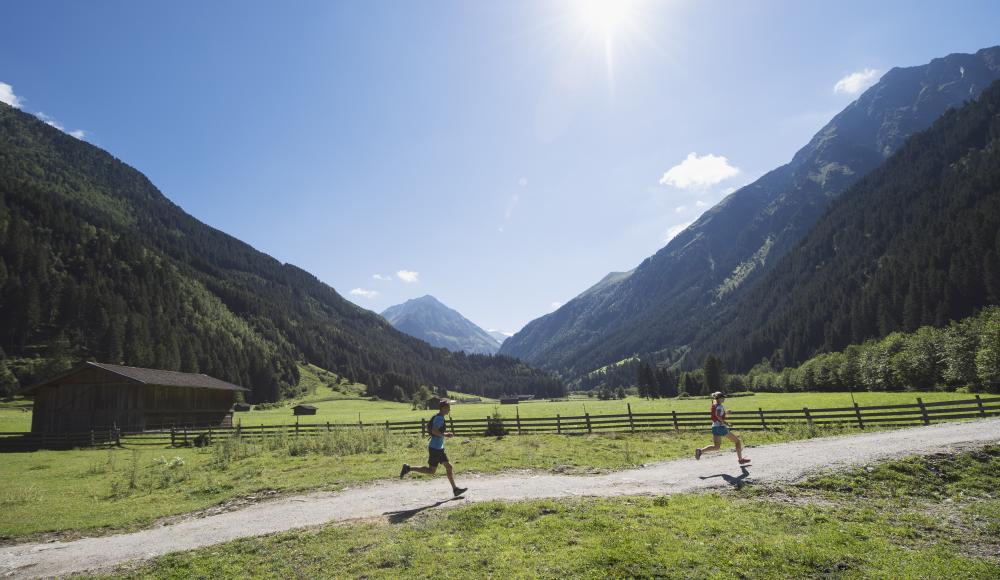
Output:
[19, 362, 250, 395]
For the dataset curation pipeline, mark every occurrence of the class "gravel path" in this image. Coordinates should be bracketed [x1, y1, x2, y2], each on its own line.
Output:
[3, 418, 1000, 578]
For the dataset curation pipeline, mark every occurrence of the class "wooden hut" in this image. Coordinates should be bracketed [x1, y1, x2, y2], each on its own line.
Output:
[293, 404, 318, 416]
[20, 362, 249, 434]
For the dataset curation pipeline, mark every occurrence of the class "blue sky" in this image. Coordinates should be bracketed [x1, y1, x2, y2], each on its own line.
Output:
[2, 1, 998, 335]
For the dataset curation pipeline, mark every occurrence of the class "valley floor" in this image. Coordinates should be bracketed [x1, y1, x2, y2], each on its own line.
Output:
[2, 418, 999, 578]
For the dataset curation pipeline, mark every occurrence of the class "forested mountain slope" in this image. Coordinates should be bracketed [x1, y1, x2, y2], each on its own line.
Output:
[501, 46, 1000, 380]
[381, 295, 501, 355]
[692, 78, 1000, 372]
[0, 103, 563, 401]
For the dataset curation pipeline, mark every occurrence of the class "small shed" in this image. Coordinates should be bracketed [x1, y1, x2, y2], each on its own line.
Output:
[500, 398, 519, 405]
[293, 404, 318, 416]
[20, 362, 249, 434]
[233, 402, 252, 412]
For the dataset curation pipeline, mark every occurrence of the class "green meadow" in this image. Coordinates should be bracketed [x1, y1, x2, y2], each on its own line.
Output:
[235, 390, 973, 427]
[3, 423, 870, 540]
[107, 447, 1000, 579]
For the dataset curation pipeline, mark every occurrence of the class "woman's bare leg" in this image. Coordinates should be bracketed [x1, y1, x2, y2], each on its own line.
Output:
[726, 433, 744, 460]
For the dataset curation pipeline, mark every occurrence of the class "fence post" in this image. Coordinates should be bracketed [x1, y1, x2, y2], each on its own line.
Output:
[671, 410, 679, 431]
[385, 420, 389, 431]
[803, 407, 812, 427]
[758, 407, 767, 430]
[327, 421, 332, 433]
[183, 426, 188, 446]
[170, 427, 175, 447]
[628, 403, 635, 433]
[420, 418, 426, 436]
[976, 394, 986, 417]
[516, 408, 522, 435]
[208, 426, 213, 446]
[586, 412, 592, 434]
[295, 417, 300, 437]
[557, 414, 561, 434]
[854, 402, 865, 429]
[917, 397, 930, 426]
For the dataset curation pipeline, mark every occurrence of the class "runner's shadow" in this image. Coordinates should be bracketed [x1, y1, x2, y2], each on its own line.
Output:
[383, 497, 464, 524]
[699, 466, 752, 489]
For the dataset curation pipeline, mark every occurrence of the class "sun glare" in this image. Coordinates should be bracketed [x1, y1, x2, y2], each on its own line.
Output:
[576, 0, 639, 38]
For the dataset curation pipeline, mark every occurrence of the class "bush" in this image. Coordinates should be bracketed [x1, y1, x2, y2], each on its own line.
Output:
[484, 407, 508, 438]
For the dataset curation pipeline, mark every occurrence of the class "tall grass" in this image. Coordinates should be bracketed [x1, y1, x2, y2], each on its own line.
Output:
[212, 427, 407, 467]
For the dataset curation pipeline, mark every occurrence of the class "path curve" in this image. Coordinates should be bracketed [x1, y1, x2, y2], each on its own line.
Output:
[3, 418, 1000, 578]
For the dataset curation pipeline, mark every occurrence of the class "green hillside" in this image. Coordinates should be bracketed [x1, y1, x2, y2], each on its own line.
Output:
[0, 103, 564, 401]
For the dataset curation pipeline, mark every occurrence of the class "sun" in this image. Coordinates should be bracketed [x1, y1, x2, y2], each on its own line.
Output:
[575, 0, 640, 39]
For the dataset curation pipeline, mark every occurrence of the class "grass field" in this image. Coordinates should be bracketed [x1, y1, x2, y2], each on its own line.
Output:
[1, 423, 867, 540]
[107, 446, 1000, 579]
[0, 386, 977, 433]
[235, 391, 974, 427]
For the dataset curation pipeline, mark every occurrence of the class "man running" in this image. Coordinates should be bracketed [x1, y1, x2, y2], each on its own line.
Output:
[695, 391, 751, 465]
[400, 399, 468, 496]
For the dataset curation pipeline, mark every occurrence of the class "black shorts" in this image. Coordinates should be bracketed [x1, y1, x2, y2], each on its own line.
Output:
[428, 447, 449, 467]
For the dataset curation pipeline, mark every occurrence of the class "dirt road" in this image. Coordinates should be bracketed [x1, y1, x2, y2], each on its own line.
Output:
[3, 418, 999, 578]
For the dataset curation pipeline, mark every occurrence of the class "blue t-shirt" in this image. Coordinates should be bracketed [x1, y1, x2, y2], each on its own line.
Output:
[429, 414, 446, 449]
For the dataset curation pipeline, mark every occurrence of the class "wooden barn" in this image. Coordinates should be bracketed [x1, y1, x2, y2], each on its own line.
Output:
[20, 362, 250, 434]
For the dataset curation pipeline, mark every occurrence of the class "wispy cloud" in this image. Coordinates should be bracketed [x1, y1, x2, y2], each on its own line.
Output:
[695, 200, 708, 208]
[550, 302, 563, 310]
[660, 153, 739, 190]
[350, 288, 379, 298]
[397, 270, 419, 284]
[372, 274, 391, 281]
[488, 329, 514, 337]
[0, 82, 23, 108]
[674, 205, 686, 213]
[834, 68, 880, 95]
[665, 221, 694, 242]
[35, 111, 87, 140]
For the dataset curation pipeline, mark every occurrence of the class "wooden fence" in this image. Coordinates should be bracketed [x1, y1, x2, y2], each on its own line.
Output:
[2, 395, 999, 451]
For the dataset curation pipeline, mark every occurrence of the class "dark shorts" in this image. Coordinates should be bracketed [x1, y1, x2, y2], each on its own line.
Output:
[711, 425, 730, 437]
[428, 447, 449, 467]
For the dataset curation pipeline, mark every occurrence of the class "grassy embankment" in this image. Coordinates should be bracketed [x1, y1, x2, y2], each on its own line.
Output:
[108, 446, 1000, 579]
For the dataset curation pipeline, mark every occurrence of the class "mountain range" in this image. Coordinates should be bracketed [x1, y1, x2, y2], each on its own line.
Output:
[501, 45, 1000, 379]
[0, 103, 564, 401]
[381, 295, 501, 355]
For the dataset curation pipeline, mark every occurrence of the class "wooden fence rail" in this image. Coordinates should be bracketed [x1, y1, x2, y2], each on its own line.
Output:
[2, 395, 999, 451]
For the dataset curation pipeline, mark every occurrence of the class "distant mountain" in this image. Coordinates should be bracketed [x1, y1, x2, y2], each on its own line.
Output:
[0, 103, 565, 401]
[692, 78, 1000, 371]
[381, 296, 501, 355]
[501, 45, 1000, 379]
[488, 330, 512, 345]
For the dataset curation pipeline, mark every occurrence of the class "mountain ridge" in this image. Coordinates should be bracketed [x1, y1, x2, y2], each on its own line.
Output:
[500, 45, 1000, 380]
[381, 295, 501, 355]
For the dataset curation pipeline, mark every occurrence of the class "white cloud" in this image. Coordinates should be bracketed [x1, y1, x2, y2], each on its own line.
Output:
[834, 68, 880, 95]
[0, 82, 23, 108]
[550, 302, 563, 310]
[35, 111, 86, 140]
[488, 329, 514, 337]
[350, 288, 379, 298]
[674, 205, 686, 213]
[36, 111, 62, 130]
[659, 153, 739, 190]
[372, 274, 391, 281]
[397, 270, 419, 284]
[518, 177, 528, 187]
[664, 221, 694, 242]
[695, 200, 708, 208]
